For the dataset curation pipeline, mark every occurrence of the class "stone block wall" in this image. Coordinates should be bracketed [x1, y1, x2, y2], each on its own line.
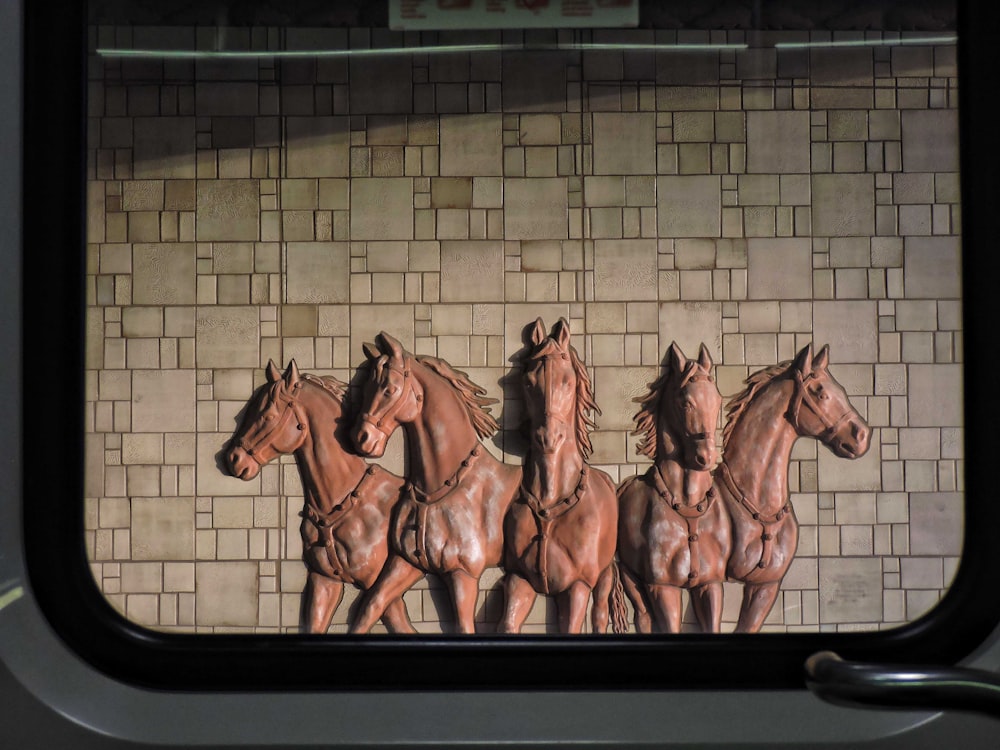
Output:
[84, 26, 962, 633]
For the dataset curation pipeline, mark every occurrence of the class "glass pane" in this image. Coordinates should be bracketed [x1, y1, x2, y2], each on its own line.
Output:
[84, 2, 962, 634]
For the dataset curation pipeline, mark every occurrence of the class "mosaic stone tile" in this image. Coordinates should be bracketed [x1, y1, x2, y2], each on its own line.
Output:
[656, 176, 721, 237]
[349, 178, 414, 240]
[504, 178, 567, 240]
[746, 111, 810, 175]
[593, 240, 657, 301]
[592, 113, 656, 176]
[133, 117, 196, 179]
[439, 114, 503, 177]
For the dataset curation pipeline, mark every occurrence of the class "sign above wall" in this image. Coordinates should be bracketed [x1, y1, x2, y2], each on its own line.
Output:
[389, 0, 638, 30]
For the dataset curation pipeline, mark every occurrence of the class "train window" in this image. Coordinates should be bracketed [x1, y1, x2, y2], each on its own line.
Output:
[17, 0, 1000, 696]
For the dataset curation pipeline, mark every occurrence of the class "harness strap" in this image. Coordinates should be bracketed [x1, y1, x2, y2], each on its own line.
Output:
[302, 465, 377, 578]
[717, 461, 789, 572]
[238, 392, 307, 465]
[788, 370, 853, 443]
[649, 465, 715, 583]
[407, 444, 483, 505]
[519, 466, 589, 595]
[360, 361, 420, 440]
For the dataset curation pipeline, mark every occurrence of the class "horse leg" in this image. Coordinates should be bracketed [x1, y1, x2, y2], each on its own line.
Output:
[618, 565, 653, 634]
[497, 572, 537, 634]
[444, 569, 480, 634]
[689, 581, 723, 633]
[735, 581, 781, 633]
[349, 555, 423, 634]
[301, 572, 343, 634]
[556, 581, 593, 634]
[380, 597, 417, 634]
[646, 584, 683, 633]
[590, 566, 614, 634]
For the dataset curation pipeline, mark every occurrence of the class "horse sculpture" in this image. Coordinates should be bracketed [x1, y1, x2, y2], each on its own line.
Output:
[350, 332, 522, 634]
[718, 343, 871, 632]
[616, 342, 728, 633]
[225, 359, 414, 634]
[499, 318, 622, 634]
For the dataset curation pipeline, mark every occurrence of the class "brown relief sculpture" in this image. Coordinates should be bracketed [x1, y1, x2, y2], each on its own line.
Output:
[225, 360, 415, 634]
[717, 343, 871, 632]
[616, 343, 729, 633]
[350, 332, 522, 634]
[499, 318, 623, 634]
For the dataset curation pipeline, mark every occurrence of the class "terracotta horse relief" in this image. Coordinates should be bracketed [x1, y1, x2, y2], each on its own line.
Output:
[499, 318, 621, 634]
[225, 360, 414, 634]
[350, 332, 522, 634]
[616, 343, 728, 633]
[718, 343, 871, 633]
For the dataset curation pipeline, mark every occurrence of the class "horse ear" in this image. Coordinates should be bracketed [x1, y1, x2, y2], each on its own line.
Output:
[792, 343, 814, 377]
[667, 341, 687, 375]
[697, 343, 713, 372]
[530, 318, 547, 346]
[362, 342, 380, 360]
[552, 317, 571, 348]
[265, 359, 282, 383]
[377, 331, 404, 360]
[812, 344, 830, 371]
[283, 359, 300, 387]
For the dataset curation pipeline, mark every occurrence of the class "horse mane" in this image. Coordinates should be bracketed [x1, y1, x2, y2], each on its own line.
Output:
[632, 368, 671, 460]
[722, 360, 793, 448]
[414, 355, 500, 439]
[300, 372, 348, 402]
[523, 338, 600, 460]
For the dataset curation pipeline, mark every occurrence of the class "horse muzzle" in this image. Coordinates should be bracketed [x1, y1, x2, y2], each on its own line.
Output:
[354, 421, 388, 458]
[832, 420, 871, 458]
[533, 424, 567, 454]
[226, 445, 261, 481]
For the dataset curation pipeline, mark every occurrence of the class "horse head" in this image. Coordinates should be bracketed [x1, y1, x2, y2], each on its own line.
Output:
[226, 359, 310, 480]
[787, 343, 871, 459]
[660, 342, 722, 471]
[353, 332, 423, 458]
[521, 317, 598, 458]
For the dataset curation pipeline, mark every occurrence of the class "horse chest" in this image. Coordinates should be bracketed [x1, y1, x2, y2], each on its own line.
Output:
[394, 490, 492, 573]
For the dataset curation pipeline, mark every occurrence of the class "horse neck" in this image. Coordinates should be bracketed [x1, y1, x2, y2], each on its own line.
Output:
[523, 423, 585, 505]
[721, 377, 799, 513]
[654, 423, 714, 506]
[294, 388, 367, 512]
[404, 361, 480, 491]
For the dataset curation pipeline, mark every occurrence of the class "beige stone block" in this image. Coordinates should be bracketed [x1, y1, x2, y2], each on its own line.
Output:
[811, 174, 874, 237]
[504, 178, 567, 240]
[593, 240, 657, 301]
[903, 237, 961, 299]
[585, 303, 626, 334]
[196, 180, 259, 241]
[817, 434, 881, 490]
[812, 301, 877, 363]
[746, 111, 810, 174]
[132, 243, 196, 304]
[121, 307, 163, 338]
[909, 492, 963, 555]
[592, 113, 655, 176]
[519, 114, 562, 145]
[285, 242, 350, 303]
[657, 176, 720, 238]
[197, 432, 259, 496]
[658, 302, 722, 362]
[431, 305, 472, 336]
[349, 305, 415, 362]
[440, 114, 502, 177]
[122, 180, 164, 211]
[133, 117, 196, 179]
[440, 241, 504, 302]
[746, 238, 811, 300]
[122, 434, 163, 465]
[593, 366, 658, 431]
[163, 562, 195, 592]
[164, 180, 195, 211]
[674, 239, 715, 270]
[431, 178, 473, 209]
[131, 497, 195, 560]
[584, 176, 625, 208]
[908, 364, 963, 427]
[196, 306, 259, 368]
[901, 110, 959, 173]
[472, 177, 503, 209]
[350, 178, 413, 240]
[132, 370, 195, 432]
[121, 562, 162, 594]
[818, 557, 882, 624]
[195, 562, 259, 626]
[350, 56, 412, 114]
[286, 117, 350, 178]
[503, 52, 568, 113]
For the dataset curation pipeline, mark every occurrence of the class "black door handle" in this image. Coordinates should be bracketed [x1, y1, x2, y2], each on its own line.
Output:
[805, 651, 1000, 718]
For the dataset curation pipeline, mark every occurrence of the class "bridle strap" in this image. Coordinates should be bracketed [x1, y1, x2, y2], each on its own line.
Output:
[360, 360, 418, 440]
[788, 370, 852, 443]
[717, 460, 789, 571]
[238, 388, 307, 466]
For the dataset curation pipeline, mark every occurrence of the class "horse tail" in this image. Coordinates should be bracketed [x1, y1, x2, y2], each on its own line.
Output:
[609, 561, 630, 635]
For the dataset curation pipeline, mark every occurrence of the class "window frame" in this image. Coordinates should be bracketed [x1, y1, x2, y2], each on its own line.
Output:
[23, 0, 1000, 691]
